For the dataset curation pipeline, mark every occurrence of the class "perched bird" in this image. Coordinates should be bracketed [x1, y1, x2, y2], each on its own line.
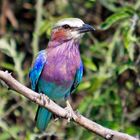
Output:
[29, 18, 95, 131]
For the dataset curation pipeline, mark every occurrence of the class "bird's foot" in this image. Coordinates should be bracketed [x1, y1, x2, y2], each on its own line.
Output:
[65, 106, 73, 122]
[39, 93, 50, 105]
[65, 100, 75, 122]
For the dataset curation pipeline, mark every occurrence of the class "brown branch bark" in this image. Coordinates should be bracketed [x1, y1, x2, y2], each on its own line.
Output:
[0, 70, 138, 140]
[0, 0, 18, 35]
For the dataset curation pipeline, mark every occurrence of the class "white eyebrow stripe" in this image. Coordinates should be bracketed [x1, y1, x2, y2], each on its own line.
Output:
[53, 18, 84, 28]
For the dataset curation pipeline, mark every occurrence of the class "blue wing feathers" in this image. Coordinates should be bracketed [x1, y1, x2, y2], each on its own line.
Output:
[29, 50, 52, 131]
[70, 61, 83, 93]
[29, 50, 46, 91]
[75, 62, 83, 85]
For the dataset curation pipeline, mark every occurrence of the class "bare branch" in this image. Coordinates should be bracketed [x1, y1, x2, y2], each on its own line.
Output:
[0, 70, 138, 140]
[0, 0, 18, 35]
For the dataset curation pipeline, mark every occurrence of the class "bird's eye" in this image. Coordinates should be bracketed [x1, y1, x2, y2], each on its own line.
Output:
[62, 24, 71, 29]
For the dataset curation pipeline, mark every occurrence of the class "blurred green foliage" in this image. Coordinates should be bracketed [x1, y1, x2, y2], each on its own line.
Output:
[0, 0, 140, 140]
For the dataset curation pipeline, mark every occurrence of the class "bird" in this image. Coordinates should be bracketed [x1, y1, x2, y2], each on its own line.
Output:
[29, 18, 95, 131]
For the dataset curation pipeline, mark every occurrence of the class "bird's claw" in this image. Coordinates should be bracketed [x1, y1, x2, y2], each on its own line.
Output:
[65, 107, 73, 122]
[39, 93, 50, 105]
[65, 101, 75, 122]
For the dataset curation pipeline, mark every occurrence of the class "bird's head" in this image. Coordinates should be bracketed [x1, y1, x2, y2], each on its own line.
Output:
[50, 18, 95, 44]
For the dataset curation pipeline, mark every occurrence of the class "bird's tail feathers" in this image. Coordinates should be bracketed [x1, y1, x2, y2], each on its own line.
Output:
[35, 106, 52, 131]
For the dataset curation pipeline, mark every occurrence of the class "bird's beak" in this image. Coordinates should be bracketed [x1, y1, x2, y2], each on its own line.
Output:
[77, 24, 95, 34]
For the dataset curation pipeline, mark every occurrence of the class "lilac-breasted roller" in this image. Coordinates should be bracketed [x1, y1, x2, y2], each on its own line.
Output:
[29, 18, 95, 131]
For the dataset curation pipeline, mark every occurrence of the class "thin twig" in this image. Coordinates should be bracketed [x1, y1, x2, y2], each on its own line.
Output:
[0, 0, 18, 35]
[32, 0, 44, 59]
[0, 70, 138, 140]
[1, 102, 22, 119]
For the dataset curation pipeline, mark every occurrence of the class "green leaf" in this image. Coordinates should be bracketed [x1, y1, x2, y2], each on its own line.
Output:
[100, 7, 135, 30]
[77, 81, 91, 91]
[39, 20, 54, 36]
[78, 97, 92, 113]
[82, 56, 97, 71]
[117, 63, 137, 75]
[89, 75, 110, 91]
[0, 62, 14, 71]
[0, 132, 11, 140]
[122, 25, 137, 60]
[99, 0, 118, 12]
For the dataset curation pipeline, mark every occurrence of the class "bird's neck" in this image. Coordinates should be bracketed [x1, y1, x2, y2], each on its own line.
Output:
[48, 38, 79, 48]
[47, 39, 80, 56]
